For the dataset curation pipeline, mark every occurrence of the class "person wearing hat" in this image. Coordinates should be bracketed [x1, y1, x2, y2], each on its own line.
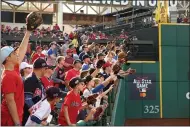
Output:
[1, 28, 32, 126]
[31, 46, 46, 63]
[41, 45, 49, 56]
[80, 70, 90, 79]
[25, 87, 63, 126]
[81, 54, 91, 71]
[97, 53, 105, 60]
[19, 62, 33, 81]
[58, 77, 85, 126]
[101, 61, 113, 92]
[40, 65, 55, 90]
[63, 49, 74, 72]
[83, 75, 117, 99]
[83, 75, 95, 98]
[69, 44, 79, 60]
[22, 58, 48, 125]
[47, 41, 57, 66]
[64, 59, 82, 91]
[52, 56, 66, 91]
[79, 45, 89, 61]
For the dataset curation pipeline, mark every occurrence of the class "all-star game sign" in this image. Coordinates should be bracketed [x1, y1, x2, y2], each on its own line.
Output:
[128, 73, 156, 100]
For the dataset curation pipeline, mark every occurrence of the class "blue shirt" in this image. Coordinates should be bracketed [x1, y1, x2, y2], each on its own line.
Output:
[47, 49, 56, 56]
[82, 63, 89, 71]
[92, 84, 104, 93]
[79, 52, 85, 61]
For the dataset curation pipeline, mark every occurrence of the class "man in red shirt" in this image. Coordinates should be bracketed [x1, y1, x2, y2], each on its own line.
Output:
[63, 49, 74, 72]
[1, 29, 31, 126]
[65, 60, 82, 90]
[31, 46, 45, 63]
[58, 77, 85, 126]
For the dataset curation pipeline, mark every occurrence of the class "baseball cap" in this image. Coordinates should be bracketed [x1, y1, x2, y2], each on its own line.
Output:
[96, 72, 104, 78]
[97, 53, 105, 57]
[20, 62, 33, 71]
[36, 46, 42, 50]
[47, 65, 56, 70]
[102, 62, 112, 68]
[49, 41, 57, 47]
[46, 87, 64, 99]
[66, 49, 73, 53]
[84, 75, 93, 84]
[69, 44, 74, 48]
[82, 45, 88, 49]
[0, 46, 17, 64]
[69, 77, 85, 88]
[82, 54, 90, 61]
[33, 58, 48, 69]
[73, 59, 82, 65]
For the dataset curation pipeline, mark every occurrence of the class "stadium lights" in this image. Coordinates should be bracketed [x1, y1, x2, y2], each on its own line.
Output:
[2, 0, 25, 6]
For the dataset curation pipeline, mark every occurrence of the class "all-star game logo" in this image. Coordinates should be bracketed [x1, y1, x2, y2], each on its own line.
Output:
[129, 73, 156, 100]
[133, 77, 152, 98]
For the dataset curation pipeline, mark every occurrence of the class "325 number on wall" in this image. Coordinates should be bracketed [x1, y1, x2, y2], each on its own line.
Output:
[144, 105, 159, 114]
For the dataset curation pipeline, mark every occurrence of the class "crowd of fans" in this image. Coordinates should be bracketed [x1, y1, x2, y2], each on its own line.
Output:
[1, 21, 134, 126]
[1, 24, 64, 39]
[177, 15, 189, 23]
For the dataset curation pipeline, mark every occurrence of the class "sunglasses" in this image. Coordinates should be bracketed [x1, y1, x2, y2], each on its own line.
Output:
[25, 67, 32, 69]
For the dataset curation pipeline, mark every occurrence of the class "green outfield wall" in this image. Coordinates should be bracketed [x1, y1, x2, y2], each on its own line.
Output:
[111, 24, 190, 126]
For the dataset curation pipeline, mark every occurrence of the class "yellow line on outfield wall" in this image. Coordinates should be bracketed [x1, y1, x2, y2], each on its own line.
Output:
[127, 61, 156, 63]
[159, 23, 163, 118]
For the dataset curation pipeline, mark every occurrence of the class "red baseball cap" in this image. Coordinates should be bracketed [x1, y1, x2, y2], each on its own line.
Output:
[36, 46, 42, 50]
[102, 62, 112, 68]
[66, 49, 73, 53]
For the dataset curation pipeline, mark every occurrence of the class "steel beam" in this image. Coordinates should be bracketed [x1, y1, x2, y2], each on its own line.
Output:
[39, 1, 130, 7]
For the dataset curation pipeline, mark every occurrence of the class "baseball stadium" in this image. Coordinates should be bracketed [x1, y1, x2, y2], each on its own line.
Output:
[1, 0, 189, 126]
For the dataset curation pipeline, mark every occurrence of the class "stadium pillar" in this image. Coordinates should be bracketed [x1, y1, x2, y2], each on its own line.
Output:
[57, 1, 63, 31]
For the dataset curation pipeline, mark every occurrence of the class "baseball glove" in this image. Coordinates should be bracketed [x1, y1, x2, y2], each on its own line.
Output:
[26, 12, 43, 31]
[86, 94, 98, 105]
[93, 103, 108, 121]
[96, 59, 105, 69]
[93, 106, 103, 121]
[112, 64, 122, 75]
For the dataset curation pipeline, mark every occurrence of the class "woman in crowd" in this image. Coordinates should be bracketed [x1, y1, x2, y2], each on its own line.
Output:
[19, 62, 33, 81]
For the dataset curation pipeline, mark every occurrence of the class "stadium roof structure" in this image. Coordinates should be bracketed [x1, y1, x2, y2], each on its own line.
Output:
[103, 6, 155, 17]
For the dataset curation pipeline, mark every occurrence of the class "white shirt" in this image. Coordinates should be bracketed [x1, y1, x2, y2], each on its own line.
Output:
[83, 88, 101, 108]
[42, 50, 48, 56]
[83, 89, 93, 98]
[25, 99, 51, 126]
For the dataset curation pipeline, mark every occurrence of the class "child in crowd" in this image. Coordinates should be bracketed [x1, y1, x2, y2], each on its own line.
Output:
[25, 87, 63, 126]
[58, 77, 85, 126]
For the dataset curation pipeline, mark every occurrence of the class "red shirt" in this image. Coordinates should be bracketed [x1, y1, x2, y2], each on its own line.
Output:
[90, 33, 96, 40]
[1, 64, 24, 126]
[40, 76, 54, 90]
[69, 33, 74, 40]
[58, 90, 82, 125]
[72, 48, 77, 54]
[64, 56, 74, 72]
[31, 53, 46, 63]
[65, 69, 80, 81]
